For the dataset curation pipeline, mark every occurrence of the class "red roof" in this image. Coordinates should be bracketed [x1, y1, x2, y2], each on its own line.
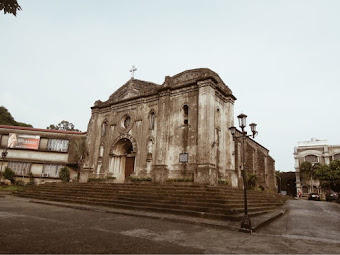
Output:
[0, 125, 87, 135]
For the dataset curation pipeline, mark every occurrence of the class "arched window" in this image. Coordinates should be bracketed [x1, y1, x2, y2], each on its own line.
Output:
[334, 154, 340, 160]
[183, 105, 189, 125]
[102, 121, 108, 136]
[305, 155, 318, 163]
[149, 112, 156, 130]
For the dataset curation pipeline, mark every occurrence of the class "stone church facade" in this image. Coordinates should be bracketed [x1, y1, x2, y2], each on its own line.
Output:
[83, 68, 276, 189]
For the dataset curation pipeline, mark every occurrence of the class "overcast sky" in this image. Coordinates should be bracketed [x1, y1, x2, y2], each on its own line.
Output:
[1, 0, 340, 172]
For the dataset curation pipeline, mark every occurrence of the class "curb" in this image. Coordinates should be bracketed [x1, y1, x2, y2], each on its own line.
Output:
[251, 206, 289, 232]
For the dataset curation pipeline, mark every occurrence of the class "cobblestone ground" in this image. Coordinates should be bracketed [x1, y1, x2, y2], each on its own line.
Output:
[0, 196, 339, 254]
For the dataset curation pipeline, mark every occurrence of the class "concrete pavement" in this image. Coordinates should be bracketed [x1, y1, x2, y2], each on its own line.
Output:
[1, 195, 340, 253]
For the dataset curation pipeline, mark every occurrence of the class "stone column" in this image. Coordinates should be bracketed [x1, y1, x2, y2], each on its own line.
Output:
[152, 90, 170, 182]
[195, 79, 218, 185]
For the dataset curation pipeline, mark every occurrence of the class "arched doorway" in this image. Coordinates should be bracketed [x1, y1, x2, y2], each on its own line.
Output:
[109, 138, 136, 182]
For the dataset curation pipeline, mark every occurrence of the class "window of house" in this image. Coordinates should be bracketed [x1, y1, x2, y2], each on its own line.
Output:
[305, 155, 318, 163]
[183, 105, 189, 125]
[8, 161, 31, 176]
[47, 139, 69, 152]
[42, 164, 63, 178]
[334, 154, 340, 160]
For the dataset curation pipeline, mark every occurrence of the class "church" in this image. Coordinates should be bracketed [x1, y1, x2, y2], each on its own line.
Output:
[83, 68, 276, 189]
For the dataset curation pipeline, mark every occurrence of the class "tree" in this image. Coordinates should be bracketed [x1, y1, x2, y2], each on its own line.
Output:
[0, 0, 21, 16]
[314, 160, 340, 190]
[47, 120, 81, 132]
[299, 161, 321, 192]
[71, 138, 87, 181]
[0, 106, 33, 127]
[3, 167, 15, 184]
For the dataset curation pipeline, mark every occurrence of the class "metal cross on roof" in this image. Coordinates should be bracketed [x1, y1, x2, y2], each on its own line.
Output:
[130, 65, 137, 78]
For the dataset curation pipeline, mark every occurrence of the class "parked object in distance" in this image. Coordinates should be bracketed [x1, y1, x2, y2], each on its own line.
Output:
[308, 193, 321, 201]
[325, 191, 338, 201]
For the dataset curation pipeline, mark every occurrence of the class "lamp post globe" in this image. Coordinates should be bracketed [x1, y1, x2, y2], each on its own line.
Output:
[237, 113, 247, 129]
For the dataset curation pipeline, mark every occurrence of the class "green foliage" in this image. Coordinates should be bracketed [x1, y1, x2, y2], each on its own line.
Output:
[88, 177, 116, 182]
[314, 160, 340, 187]
[218, 180, 228, 185]
[247, 174, 258, 189]
[59, 167, 70, 182]
[15, 180, 25, 186]
[300, 161, 312, 173]
[3, 167, 15, 183]
[0, 106, 32, 127]
[0, 0, 21, 16]
[47, 120, 81, 132]
[128, 177, 152, 182]
[166, 178, 193, 183]
[300, 161, 322, 181]
[28, 171, 35, 185]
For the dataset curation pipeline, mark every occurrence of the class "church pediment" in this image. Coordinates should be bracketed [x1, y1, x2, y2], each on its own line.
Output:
[107, 79, 160, 103]
[92, 68, 235, 109]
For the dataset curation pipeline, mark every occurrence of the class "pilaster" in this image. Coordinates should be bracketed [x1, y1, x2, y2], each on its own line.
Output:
[196, 79, 217, 185]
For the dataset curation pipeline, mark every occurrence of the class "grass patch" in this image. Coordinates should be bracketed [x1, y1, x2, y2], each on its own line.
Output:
[0, 186, 24, 191]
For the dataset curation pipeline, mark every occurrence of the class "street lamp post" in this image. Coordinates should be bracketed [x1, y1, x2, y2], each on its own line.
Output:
[229, 113, 258, 233]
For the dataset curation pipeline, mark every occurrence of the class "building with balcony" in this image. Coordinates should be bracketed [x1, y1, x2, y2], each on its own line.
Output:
[0, 125, 86, 184]
[294, 138, 340, 196]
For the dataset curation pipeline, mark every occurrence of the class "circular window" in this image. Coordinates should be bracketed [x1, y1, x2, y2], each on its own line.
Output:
[117, 113, 134, 134]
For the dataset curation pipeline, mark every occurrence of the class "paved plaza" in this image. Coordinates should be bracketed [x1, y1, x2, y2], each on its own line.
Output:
[1, 196, 340, 254]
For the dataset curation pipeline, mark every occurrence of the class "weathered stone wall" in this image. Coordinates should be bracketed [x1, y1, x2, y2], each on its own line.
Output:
[233, 130, 276, 190]
[84, 68, 273, 187]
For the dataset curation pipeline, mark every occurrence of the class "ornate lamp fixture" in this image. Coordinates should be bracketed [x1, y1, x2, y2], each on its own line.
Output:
[229, 113, 258, 233]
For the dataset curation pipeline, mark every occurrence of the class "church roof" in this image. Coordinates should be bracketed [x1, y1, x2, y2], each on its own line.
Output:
[93, 68, 235, 108]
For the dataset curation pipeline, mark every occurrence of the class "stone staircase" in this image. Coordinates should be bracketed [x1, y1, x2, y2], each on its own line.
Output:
[13, 183, 288, 221]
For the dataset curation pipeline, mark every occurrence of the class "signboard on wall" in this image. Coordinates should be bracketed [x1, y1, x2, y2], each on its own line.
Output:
[179, 153, 189, 163]
[8, 133, 40, 150]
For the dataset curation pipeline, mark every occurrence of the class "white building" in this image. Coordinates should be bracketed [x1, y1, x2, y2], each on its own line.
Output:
[294, 138, 340, 196]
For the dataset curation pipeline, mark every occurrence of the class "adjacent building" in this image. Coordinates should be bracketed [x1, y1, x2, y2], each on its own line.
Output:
[0, 125, 86, 183]
[294, 138, 340, 196]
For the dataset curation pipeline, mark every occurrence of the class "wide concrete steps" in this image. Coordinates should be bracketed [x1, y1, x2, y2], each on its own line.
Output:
[13, 183, 288, 221]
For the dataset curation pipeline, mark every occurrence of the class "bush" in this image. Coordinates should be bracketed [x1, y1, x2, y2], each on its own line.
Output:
[166, 178, 193, 183]
[218, 180, 228, 185]
[247, 174, 258, 189]
[128, 177, 152, 182]
[59, 167, 70, 182]
[3, 167, 15, 184]
[15, 180, 25, 186]
[28, 171, 35, 185]
[88, 177, 116, 182]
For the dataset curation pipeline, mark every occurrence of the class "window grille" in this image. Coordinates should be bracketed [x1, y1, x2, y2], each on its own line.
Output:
[334, 154, 340, 160]
[47, 139, 69, 152]
[43, 164, 63, 178]
[8, 161, 31, 176]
